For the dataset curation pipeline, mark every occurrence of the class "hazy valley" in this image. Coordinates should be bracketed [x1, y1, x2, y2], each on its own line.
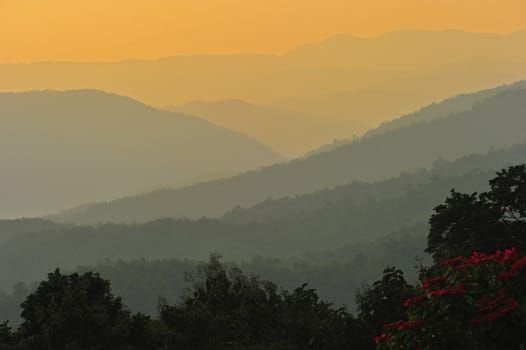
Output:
[1, 16, 526, 348]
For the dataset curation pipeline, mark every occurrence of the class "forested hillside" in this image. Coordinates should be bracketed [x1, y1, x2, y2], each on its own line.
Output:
[52, 87, 526, 224]
[3, 143, 525, 291]
[222, 142, 526, 224]
[0, 218, 70, 243]
[0, 226, 426, 324]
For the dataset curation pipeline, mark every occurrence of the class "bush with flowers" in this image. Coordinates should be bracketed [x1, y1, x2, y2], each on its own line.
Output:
[375, 247, 526, 349]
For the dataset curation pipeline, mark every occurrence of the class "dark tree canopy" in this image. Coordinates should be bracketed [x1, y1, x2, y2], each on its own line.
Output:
[159, 254, 370, 349]
[356, 267, 415, 334]
[2, 164, 526, 349]
[11, 270, 155, 350]
[1, 259, 372, 350]
[427, 165, 526, 261]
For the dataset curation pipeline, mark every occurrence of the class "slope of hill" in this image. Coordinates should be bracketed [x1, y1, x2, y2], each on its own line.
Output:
[364, 80, 526, 138]
[0, 90, 282, 218]
[4, 143, 526, 289]
[222, 142, 526, 224]
[168, 99, 370, 157]
[0, 218, 71, 243]
[302, 80, 526, 157]
[51, 87, 526, 224]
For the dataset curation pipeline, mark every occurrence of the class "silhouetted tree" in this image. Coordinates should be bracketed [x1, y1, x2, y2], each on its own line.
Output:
[160, 255, 370, 349]
[15, 269, 155, 350]
[427, 165, 526, 261]
[356, 267, 415, 336]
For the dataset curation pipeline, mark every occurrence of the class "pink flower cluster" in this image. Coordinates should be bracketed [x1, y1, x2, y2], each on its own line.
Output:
[471, 289, 519, 324]
[403, 295, 427, 308]
[496, 249, 526, 280]
[497, 248, 526, 280]
[421, 276, 446, 291]
[374, 248, 526, 347]
[443, 248, 520, 270]
[374, 333, 391, 344]
[442, 256, 464, 267]
[429, 283, 465, 298]
[375, 320, 423, 344]
[382, 319, 423, 331]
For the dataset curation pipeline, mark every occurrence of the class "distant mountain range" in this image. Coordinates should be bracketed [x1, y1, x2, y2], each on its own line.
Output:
[0, 90, 282, 218]
[169, 99, 370, 157]
[1, 31, 525, 144]
[302, 80, 526, 156]
[271, 64, 526, 125]
[50, 83, 526, 224]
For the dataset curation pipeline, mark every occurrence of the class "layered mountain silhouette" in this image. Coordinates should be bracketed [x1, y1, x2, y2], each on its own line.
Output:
[169, 99, 370, 157]
[221, 143, 526, 225]
[301, 81, 526, 156]
[364, 81, 526, 137]
[50, 84, 526, 224]
[271, 61, 526, 123]
[287, 30, 526, 70]
[1, 31, 525, 148]
[3, 142, 526, 289]
[0, 90, 282, 218]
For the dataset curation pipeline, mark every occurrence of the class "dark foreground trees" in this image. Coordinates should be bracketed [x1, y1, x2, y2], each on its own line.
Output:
[1, 164, 525, 349]
[374, 248, 526, 349]
[159, 254, 370, 349]
[0, 270, 159, 350]
[427, 164, 526, 262]
[365, 165, 526, 349]
[0, 256, 371, 350]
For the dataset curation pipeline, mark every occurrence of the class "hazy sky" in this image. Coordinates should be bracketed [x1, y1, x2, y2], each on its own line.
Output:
[1, 0, 525, 62]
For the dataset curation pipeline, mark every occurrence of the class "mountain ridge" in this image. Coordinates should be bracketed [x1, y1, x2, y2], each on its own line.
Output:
[169, 99, 370, 157]
[49, 85, 526, 224]
[0, 89, 282, 218]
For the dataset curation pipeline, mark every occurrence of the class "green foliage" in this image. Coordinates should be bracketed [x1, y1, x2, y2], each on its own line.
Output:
[1, 258, 372, 349]
[159, 255, 371, 349]
[0, 227, 427, 328]
[0, 321, 13, 344]
[427, 165, 526, 261]
[14, 269, 155, 350]
[356, 267, 415, 334]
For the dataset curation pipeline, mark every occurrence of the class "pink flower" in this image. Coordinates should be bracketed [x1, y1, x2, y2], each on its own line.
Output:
[510, 256, 526, 273]
[501, 248, 519, 264]
[497, 271, 515, 280]
[429, 284, 465, 298]
[443, 256, 464, 267]
[404, 295, 427, 308]
[421, 276, 446, 291]
[374, 333, 391, 344]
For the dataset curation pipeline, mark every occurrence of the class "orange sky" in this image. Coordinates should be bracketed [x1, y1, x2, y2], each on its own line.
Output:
[0, 0, 525, 63]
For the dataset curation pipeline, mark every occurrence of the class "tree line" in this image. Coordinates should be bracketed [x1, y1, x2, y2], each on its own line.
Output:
[1, 164, 525, 349]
